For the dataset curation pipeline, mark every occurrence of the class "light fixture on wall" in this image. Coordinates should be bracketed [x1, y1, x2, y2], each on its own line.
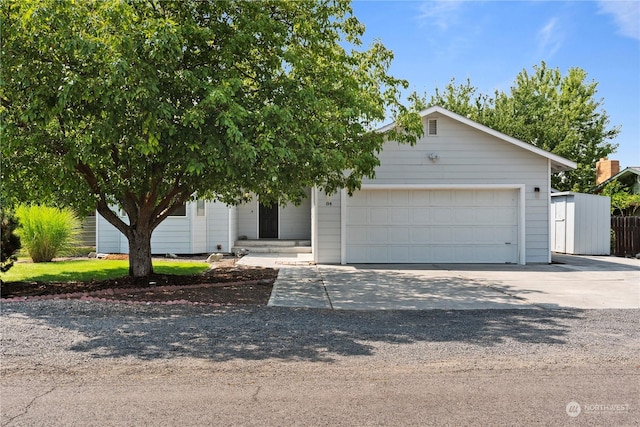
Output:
[427, 153, 439, 162]
[534, 187, 540, 193]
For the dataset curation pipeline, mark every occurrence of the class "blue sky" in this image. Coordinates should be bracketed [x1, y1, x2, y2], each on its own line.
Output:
[350, 1, 640, 169]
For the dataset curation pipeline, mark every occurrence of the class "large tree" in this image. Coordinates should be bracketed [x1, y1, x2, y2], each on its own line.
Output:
[1, 0, 422, 276]
[426, 62, 619, 191]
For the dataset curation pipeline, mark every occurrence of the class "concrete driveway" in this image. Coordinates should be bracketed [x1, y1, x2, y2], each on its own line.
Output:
[238, 253, 640, 310]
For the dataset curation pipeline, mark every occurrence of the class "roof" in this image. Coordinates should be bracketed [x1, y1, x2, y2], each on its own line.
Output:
[377, 105, 577, 173]
[592, 166, 640, 192]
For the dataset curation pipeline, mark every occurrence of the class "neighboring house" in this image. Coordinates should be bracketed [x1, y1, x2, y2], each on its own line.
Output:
[592, 159, 640, 215]
[96, 106, 576, 264]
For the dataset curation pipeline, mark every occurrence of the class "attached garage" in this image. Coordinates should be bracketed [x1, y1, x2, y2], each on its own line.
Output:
[344, 187, 521, 264]
[313, 106, 577, 266]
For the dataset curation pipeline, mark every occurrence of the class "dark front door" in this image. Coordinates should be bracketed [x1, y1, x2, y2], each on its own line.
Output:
[259, 203, 278, 238]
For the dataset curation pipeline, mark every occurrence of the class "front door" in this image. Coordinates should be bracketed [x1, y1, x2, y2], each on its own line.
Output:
[259, 203, 278, 238]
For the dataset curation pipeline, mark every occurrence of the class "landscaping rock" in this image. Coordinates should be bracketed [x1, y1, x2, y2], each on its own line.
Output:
[206, 253, 224, 263]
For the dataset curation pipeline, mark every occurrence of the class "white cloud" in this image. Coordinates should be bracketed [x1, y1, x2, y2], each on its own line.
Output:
[598, 0, 640, 41]
[537, 17, 563, 59]
[418, 0, 464, 31]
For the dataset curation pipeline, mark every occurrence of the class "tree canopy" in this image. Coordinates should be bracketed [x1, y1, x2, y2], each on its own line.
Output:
[1, 0, 422, 276]
[424, 62, 619, 191]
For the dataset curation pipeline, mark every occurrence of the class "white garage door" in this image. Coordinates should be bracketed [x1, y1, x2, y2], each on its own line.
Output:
[346, 189, 519, 263]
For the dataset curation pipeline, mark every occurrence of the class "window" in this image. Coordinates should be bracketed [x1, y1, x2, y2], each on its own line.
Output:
[168, 203, 187, 216]
[196, 200, 205, 216]
[428, 119, 438, 136]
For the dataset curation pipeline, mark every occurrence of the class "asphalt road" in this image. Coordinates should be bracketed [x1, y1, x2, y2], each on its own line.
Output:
[2, 302, 639, 426]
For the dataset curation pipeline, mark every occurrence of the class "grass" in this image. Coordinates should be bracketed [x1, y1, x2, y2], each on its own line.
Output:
[0, 259, 210, 283]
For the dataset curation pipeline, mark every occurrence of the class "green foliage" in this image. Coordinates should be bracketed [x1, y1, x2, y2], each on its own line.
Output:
[601, 181, 640, 216]
[421, 62, 619, 192]
[15, 205, 80, 263]
[1, 259, 209, 283]
[1, 0, 422, 276]
[1, 208, 21, 273]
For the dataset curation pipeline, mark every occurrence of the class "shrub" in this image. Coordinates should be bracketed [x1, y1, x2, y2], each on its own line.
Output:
[15, 205, 80, 262]
[1, 208, 21, 273]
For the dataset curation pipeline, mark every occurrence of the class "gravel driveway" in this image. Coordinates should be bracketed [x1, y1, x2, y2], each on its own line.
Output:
[2, 301, 639, 426]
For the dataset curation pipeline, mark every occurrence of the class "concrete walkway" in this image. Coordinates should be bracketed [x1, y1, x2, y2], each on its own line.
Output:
[238, 253, 640, 310]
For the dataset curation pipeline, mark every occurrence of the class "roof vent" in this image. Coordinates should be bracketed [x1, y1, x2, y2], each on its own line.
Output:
[428, 119, 438, 136]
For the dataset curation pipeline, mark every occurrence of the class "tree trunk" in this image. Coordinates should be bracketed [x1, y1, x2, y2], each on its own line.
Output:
[127, 226, 154, 277]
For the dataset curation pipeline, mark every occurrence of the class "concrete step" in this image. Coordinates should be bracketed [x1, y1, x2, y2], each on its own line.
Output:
[232, 240, 312, 254]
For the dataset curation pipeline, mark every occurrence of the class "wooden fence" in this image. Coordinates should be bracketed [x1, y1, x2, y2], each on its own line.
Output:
[611, 216, 640, 257]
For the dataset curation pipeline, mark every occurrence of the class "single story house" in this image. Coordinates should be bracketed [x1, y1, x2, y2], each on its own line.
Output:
[97, 106, 576, 264]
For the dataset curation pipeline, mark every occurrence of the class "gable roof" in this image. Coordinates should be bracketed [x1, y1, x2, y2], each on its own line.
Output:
[378, 106, 577, 173]
[592, 166, 640, 193]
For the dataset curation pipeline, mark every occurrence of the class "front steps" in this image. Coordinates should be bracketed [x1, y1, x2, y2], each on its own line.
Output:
[232, 240, 312, 254]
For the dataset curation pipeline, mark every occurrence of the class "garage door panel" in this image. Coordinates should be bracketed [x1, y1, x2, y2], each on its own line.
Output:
[389, 246, 409, 262]
[346, 226, 368, 243]
[346, 189, 519, 264]
[388, 190, 409, 204]
[369, 246, 388, 262]
[411, 227, 431, 242]
[433, 208, 453, 223]
[454, 190, 476, 205]
[473, 227, 516, 244]
[389, 208, 410, 224]
[368, 192, 388, 206]
[368, 228, 388, 243]
[369, 208, 389, 224]
[348, 207, 368, 223]
[410, 209, 430, 224]
[431, 191, 453, 204]
[388, 227, 410, 243]
[411, 191, 431, 204]
[431, 227, 453, 243]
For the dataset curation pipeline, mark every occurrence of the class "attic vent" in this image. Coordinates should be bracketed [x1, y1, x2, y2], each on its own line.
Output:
[428, 119, 438, 136]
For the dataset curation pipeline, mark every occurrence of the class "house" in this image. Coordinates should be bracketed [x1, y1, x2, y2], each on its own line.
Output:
[593, 158, 640, 194]
[592, 158, 640, 215]
[96, 106, 576, 264]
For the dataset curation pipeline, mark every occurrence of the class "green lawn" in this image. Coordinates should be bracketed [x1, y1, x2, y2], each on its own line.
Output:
[1, 259, 210, 283]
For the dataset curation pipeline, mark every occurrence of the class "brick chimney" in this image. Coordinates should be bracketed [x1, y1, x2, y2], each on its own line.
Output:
[596, 158, 620, 185]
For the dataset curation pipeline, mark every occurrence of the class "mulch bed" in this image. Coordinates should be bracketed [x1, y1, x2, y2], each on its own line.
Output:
[1, 265, 278, 306]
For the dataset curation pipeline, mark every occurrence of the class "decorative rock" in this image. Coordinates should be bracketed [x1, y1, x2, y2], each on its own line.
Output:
[206, 253, 224, 263]
[165, 253, 178, 259]
[96, 253, 108, 259]
[88, 252, 97, 259]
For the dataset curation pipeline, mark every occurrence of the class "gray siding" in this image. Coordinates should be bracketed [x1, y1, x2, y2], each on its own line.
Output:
[97, 206, 192, 254]
[280, 188, 312, 240]
[150, 209, 192, 254]
[315, 190, 342, 263]
[206, 201, 232, 252]
[237, 199, 258, 240]
[77, 215, 96, 247]
[96, 214, 121, 253]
